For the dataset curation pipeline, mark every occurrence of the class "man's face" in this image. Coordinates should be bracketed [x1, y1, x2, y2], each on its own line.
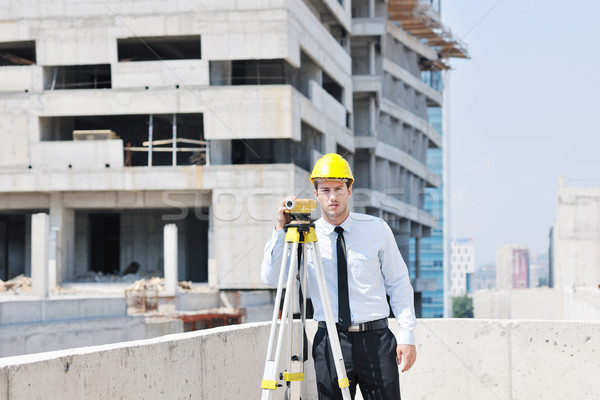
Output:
[313, 180, 352, 224]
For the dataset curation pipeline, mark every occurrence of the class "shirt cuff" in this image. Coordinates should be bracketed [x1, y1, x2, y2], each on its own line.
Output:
[267, 228, 285, 252]
[395, 328, 416, 345]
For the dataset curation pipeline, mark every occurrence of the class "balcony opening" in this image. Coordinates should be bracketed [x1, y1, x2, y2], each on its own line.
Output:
[39, 113, 206, 167]
[353, 94, 373, 137]
[43, 64, 111, 90]
[76, 209, 208, 282]
[322, 71, 343, 103]
[0, 213, 28, 281]
[351, 40, 370, 75]
[0, 40, 36, 66]
[117, 35, 201, 61]
[329, 25, 349, 49]
[210, 59, 298, 86]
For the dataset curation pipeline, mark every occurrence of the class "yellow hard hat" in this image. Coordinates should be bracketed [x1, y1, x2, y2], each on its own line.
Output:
[310, 153, 354, 185]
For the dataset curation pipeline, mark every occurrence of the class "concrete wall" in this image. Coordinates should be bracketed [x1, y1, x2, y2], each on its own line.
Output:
[0, 66, 43, 92]
[112, 60, 210, 89]
[474, 288, 562, 319]
[1, 319, 598, 399]
[554, 178, 600, 290]
[0, 296, 146, 358]
[206, 164, 313, 289]
[30, 140, 124, 169]
[0, 296, 126, 325]
[0, 315, 146, 358]
[474, 287, 600, 321]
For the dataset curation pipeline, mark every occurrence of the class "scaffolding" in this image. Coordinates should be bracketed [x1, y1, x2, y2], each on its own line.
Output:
[388, 0, 469, 62]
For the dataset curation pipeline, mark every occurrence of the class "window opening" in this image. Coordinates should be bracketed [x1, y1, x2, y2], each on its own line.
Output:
[0, 41, 36, 66]
[43, 64, 111, 90]
[117, 36, 201, 61]
[0, 214, 26, 281]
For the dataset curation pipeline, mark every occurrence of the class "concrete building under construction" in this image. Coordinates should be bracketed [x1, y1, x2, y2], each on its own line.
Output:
[0, 0, 466, 354]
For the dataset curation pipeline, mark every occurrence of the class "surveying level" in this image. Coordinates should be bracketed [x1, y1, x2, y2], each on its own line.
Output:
[284, 198, 317, 216]
[261, 199, 351, 400]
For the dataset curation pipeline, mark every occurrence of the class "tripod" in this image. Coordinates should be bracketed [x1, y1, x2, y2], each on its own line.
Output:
[261, 200, 351, 400]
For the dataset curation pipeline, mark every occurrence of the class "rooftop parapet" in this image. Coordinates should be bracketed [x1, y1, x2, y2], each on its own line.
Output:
[1, 319, 598, 398]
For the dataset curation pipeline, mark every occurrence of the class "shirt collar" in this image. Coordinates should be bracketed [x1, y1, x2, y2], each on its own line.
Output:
[318, 212, 354, 235]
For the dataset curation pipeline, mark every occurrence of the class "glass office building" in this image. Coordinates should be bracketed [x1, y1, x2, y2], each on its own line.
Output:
[409, 104, 444, 318]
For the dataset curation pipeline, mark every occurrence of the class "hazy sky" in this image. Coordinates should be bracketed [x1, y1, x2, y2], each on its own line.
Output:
[442, 1, 600, 266]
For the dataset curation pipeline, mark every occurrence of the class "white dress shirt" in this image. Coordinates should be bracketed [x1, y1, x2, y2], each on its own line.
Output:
[261, 212, 416, 345]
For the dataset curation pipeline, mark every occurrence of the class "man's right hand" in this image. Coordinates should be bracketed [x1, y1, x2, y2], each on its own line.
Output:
[276, 197, 296, 230]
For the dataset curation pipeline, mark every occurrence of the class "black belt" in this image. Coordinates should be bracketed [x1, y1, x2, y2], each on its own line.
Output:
[318, 318, 388, 332]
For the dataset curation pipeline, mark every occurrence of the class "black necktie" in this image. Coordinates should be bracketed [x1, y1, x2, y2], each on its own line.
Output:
[334, 226, 351, 329]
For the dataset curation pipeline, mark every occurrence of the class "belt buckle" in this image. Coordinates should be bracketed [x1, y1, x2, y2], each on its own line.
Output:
[347, 323, 360, 333]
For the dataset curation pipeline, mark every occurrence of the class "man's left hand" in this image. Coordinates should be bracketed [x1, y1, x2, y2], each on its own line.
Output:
[396, 344, 416, 372]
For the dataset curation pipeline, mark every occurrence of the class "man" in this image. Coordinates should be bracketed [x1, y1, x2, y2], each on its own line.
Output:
[261, 153, 416, 400]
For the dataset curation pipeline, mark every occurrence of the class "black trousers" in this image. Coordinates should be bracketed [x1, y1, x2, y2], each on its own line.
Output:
[312, 326, 401, 400]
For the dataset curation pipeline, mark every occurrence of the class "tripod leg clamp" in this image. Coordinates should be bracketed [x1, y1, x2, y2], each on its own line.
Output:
[338, 377, 350, 388]
[261, 380, 278, 390]
[284, 372, 305, 381]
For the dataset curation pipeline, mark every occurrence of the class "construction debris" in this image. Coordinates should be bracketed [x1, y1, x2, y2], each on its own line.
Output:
[126, 277, 165, 292]
[0, 275, 32, 294]
[73, 270, 163, 284]
[179, 281, 193, 290]
[125, 278, 161, 313]
[125, 277, 193, 292]
[123, 277, 196, 313]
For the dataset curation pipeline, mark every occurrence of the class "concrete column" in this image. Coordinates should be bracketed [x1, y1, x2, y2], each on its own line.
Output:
[368, 150, 376, 190]
[207, 203, 218, 287]
[368, 95, 377, 138]
[164, 224, 178, 296]
[368, 0, 375, 17]
[48, 227, 58, 289]
[369, 41, 376, 75]
[31, 213, 49, 298]
[209, 60, 231, 85]
[208, 140, 232, 165]
[49, 193, 75, 285]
